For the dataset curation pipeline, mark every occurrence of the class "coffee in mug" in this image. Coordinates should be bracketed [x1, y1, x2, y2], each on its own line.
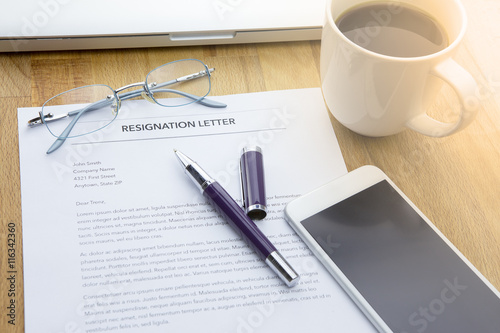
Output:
[336, 3, 448, 58]
[320, 0, 479, 138]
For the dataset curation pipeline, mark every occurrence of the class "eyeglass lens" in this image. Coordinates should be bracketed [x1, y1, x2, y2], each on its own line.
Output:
[145, 59, 211, 107]
[41, 84, 118, 139]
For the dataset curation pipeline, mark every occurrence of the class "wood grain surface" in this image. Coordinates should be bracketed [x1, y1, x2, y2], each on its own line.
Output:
[1, 0, 499, 331]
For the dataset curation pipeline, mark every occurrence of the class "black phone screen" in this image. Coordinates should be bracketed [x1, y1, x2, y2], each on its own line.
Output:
[301, 180, 500, 333]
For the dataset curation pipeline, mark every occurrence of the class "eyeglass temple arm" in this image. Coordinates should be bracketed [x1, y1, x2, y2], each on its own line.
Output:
[46, 104, 94, 154]
[68, 87, 225, 116]
[122, 88, 227, 108]
[71, 85, 227, 118]
[28, 98, 111, 127]
[119, 83, 226, 108]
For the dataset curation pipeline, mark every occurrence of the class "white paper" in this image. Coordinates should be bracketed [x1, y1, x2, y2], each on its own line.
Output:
[18, 88, 375, 333]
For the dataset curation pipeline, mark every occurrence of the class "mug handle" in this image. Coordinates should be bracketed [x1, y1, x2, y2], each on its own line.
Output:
[406, 59, 479, 137]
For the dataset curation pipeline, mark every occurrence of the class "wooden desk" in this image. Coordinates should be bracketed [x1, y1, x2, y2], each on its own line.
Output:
[1, 1, 499, 331]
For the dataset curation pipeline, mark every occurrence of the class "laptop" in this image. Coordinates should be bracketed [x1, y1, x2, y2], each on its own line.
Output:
[0, 0, 326, 52]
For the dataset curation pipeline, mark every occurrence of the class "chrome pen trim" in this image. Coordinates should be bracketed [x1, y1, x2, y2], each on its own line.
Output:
[265, 251, 300, 288]
[174, 149, 215, 191]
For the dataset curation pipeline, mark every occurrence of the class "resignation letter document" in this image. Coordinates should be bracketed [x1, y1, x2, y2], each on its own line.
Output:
[17, 88, 375, 333]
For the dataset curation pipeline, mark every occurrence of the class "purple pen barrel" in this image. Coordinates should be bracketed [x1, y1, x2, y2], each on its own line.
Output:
[204, 182, 275, 259]
[204, 182, 299, 287]
[240, 146, 267, 220]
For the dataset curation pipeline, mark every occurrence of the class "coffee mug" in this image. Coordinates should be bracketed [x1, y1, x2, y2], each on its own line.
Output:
[320, 0, 479, 137]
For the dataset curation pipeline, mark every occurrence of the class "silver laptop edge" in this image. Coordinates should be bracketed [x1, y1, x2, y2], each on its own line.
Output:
[0, 0, 326, 52]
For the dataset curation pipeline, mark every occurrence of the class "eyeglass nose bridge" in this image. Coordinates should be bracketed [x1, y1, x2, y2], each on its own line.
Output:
[115, 81, 147, 94]
[114, 81, 158, 104]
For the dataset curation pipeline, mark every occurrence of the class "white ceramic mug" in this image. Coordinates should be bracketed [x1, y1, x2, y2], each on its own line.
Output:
[320, 0, 478, 137]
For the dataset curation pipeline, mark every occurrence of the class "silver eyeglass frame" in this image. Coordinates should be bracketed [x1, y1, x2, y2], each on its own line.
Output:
[28, 59, 226, 154]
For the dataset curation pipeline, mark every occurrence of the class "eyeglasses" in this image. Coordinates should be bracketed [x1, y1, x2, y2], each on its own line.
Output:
[28, 58, 226, 154]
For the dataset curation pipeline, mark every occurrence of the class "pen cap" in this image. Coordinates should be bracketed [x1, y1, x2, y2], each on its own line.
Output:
[240, 146, 267, 220]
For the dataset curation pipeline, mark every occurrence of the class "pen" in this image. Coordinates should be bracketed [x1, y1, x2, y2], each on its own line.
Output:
[174, 149, 300, 287]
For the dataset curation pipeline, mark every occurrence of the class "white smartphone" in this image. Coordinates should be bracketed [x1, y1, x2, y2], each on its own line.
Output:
[285, 166, 500, 333]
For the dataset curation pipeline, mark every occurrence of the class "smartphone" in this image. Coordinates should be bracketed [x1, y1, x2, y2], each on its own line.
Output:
[285, 166, 500, 333]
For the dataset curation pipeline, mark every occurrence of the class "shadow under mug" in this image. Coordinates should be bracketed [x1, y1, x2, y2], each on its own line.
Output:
[320, 0, 479, 137]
